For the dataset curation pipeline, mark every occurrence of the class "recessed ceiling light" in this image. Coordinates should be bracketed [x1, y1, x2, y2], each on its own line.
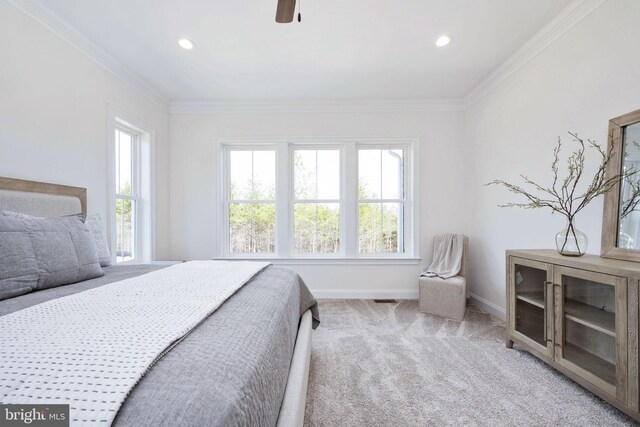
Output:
[435, 35, 451, 47]
[178, 38, 195, 50]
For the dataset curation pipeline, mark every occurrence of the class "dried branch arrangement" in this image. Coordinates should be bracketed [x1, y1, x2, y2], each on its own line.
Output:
[621, 177, 640, 220]
[621, 140, 640, 220]
[486, 132, 637, 253]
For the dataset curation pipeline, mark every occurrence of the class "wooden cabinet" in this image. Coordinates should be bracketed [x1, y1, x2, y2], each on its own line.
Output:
[506, 250, 639, 420]
[508, 257, 554, 358]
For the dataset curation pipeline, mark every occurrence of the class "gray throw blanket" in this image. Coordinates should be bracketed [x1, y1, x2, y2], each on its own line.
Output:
[421, 233, 465, 279]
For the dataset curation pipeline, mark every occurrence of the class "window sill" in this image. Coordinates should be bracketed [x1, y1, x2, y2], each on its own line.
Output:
[113, 260, 139, 266]
[214, 257, 422, 266]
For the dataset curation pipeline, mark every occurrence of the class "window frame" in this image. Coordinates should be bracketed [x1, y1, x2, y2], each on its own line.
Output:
[356, 144, 410, 258]
[289, 144, 345, 258]
[114, 125, 140, 264]
[217, 137, 419, 263]
[222, 145, 278, 257]
[107, 105, 155, 265]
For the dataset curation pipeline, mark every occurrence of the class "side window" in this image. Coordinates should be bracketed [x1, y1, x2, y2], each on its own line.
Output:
[115, 127, 139, 262]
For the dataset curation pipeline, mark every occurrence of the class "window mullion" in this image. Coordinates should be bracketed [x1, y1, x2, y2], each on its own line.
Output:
[133, 135, 139, 199]
[275, 143, 290, 257]
[379, 151, 384, 253]
[115, 131, 120, 195]
[344, 143, 357, 257]
[221, 147, 230, 257]
[120, 198, 124, 262]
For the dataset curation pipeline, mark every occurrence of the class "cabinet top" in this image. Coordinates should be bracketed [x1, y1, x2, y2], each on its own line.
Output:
[507, 249, 640, 277]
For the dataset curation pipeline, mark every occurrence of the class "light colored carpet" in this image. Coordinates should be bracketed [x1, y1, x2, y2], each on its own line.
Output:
[304, 300, 637, 426]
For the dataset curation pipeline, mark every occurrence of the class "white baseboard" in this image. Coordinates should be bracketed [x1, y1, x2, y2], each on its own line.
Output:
[311, 289, 507, 321]
[311, 289, 419, 300]
[469, 293, 506, 321]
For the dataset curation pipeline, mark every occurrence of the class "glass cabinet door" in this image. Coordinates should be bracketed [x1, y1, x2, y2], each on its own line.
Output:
[509, 258, 553, 357]
[553, 266, 627, 403]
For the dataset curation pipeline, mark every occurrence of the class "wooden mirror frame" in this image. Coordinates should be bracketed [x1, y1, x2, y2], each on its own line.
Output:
[601, 108, 640, 262]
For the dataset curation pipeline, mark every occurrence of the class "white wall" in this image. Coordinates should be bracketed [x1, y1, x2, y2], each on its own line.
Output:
[0, 1, 171, 259]
[8, 0, 638, 306]
[464, 0, 640, 317]
[169, 110, 466, 295]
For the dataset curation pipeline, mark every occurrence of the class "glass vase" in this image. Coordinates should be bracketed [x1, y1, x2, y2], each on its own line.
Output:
[555, 221, 588, 256]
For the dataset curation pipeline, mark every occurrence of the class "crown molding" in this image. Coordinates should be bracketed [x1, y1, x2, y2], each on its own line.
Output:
[8, 0, 169, 109]
[170, 98, 466, 114]
[463, 0, 608, 110]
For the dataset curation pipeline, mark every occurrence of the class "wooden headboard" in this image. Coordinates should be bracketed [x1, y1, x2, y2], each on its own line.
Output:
[0, 177, 87, 215]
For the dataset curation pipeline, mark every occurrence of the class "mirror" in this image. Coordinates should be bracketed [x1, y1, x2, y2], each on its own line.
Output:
[601, 108, 640, 261]
[619, 122, 640, 249]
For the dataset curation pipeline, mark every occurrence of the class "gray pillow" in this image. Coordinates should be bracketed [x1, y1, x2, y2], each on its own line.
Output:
[85, 214, 112, 267]
[0, 215, 103, 301]
[3, 210, 86, 223]
[0, 219, 39, 300]
[3, 210, 110, 267]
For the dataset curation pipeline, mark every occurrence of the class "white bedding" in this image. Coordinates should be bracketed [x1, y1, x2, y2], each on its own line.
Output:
[0, 260, 269, 426]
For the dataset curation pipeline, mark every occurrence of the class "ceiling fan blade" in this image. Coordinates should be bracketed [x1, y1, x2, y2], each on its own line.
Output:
[275, 0, 296, 23]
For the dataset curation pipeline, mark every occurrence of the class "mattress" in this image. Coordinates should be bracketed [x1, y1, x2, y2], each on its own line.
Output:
[0, 263, 319, 426]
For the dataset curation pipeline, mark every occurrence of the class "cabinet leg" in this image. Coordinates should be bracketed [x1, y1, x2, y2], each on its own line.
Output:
[506, 338, 514, 349]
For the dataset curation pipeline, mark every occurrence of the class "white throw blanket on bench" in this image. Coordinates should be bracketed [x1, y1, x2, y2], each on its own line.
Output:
[421, 233, 464, 279]
[0, 260, 269, 426]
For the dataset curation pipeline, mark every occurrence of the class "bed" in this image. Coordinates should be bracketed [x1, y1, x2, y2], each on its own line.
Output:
[0, 177, 319, 427]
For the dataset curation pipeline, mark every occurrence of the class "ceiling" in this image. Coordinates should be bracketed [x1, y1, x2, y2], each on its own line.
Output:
[32, 0, 574, 102]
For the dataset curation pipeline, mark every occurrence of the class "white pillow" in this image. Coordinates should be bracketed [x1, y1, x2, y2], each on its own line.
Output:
[85, 214, 112, 267]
